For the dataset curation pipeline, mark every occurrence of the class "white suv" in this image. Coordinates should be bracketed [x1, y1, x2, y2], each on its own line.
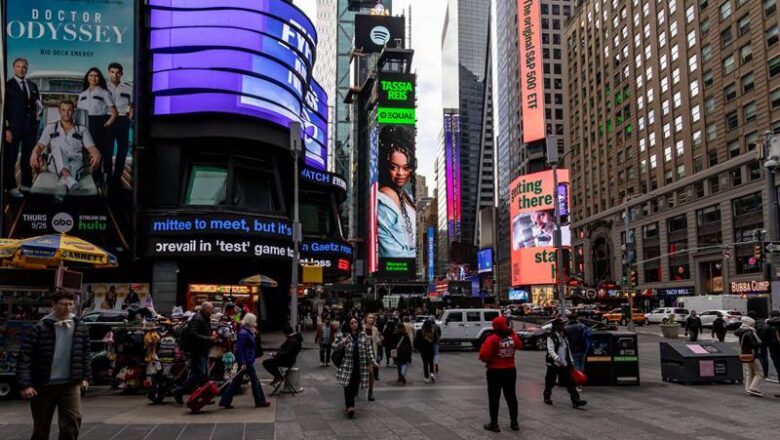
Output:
[645, 307, 689, 324]
[439, 309, 502, 348]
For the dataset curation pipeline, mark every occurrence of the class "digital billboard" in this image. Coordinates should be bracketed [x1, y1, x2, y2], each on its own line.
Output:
[517, 0, 545, 144]
[373, 72, 416, 278]
[443, 111, 461, 241]
[509, 170, 570, 286]
[354, 14, 405, 53]
[478, 248, 493, 274]
[148, 0, 329, 170]
[3, 0, 135, 250]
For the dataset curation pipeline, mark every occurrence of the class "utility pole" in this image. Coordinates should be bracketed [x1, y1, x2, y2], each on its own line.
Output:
[547, 137, 567, 318]
[624, 198, 636, 332]
[763, 131, 780, 310]
[290, 122, 302, 330]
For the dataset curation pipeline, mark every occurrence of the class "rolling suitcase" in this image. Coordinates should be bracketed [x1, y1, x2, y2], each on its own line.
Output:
[186, 376, 234, 413]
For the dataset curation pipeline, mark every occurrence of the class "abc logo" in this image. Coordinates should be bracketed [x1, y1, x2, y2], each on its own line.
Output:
[52, 212, 74, 233]
[370, 26, 391, 46]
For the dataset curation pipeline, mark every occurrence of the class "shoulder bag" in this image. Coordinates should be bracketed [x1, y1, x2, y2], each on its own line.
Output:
[390, 336, 404, 359]
[332, 336, 347, 367]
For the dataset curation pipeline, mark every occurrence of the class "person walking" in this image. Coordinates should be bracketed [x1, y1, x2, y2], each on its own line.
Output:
[544, 318, 587, 408]
[735, 316, 763, 397]
[17, 291, 91, 440]
[392, 323, 413, 385]
[415, 319, 438, 383]
[364, 313, 382, 400]
[174, 301, 214, 405]
[402, 315, 415, 347]
[315, 314, 338, 366]
[711, 312, 727, 342]
[334, 317, 376, 418]
[478, 316, 522, 433]
[685, 310, 703, 342]
[765, 311, 780, 386]
[219, 313, 271, 409]
[382, 320, 397, 367]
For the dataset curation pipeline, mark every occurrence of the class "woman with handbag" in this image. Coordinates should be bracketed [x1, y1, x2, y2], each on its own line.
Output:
[392, 324, 413, 385]
[735, 316, 763, 397]
[543, 318, 587, 409]
[478, 316, 522, 433]
[218, 313, 271, 409]
[334, 317, 376, 418]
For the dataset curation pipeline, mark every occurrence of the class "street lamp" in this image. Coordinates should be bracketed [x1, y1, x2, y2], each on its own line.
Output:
[622, 193, 644, 332]
[290, 122, 303, 330]
[762, 130, 780, 310]
[547, 137, 570, 318]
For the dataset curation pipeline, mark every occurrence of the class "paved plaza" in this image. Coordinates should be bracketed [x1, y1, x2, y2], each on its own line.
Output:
[1, 329, 779, 439]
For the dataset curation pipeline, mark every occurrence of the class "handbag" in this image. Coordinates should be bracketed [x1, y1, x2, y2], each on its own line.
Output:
[739, 353, 755, 363]
[570, 367, 588, 386]
[390, 337, 404, 359]
[332, 340, 346, 368]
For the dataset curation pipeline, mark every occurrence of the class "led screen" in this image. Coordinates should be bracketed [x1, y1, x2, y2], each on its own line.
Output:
[517, 0, 545, 144]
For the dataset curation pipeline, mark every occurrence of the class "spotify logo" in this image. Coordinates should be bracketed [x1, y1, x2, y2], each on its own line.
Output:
[370, 26, 391, 46]
[52, 212, 74, 233]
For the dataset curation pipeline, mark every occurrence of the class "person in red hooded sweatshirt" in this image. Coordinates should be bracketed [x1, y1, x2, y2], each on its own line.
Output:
[478, 316, 522, 433]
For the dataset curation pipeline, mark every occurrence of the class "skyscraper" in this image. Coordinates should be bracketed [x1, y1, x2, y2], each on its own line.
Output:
[494, 0, 574, 298]
[315, 0, 338, 172]
[438, 0, 492, 271]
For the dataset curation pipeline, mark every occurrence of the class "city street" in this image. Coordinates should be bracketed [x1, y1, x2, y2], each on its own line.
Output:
[2, 329, 779, 440]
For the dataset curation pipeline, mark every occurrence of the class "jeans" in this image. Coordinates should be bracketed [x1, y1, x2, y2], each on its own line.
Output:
[176, 355, 208, 395]
[219, 362, 267, 407]
[397, 362, 409, 378]
[743, 359, 763, 392]
[433, 343, 440, 365]
[571, 352, 587, 372]
[543, 364, 580, 402]
[344, 365, 361, 408]
[30, 382, 82, 440]
[320, 344, 332, 364]
[486, 368, 517, 425]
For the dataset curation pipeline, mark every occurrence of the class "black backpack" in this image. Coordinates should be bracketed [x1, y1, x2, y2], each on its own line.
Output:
[174, 322, 193, 353]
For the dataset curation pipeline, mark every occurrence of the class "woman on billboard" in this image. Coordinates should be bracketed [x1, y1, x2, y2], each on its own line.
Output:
[377, 126, 416, 258]
[78, 67, 117, 188]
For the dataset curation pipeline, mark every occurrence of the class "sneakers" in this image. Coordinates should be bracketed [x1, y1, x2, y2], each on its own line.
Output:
[255, 401, 272, 408]
[576, 385, 583, 393]
[483, 423, 500, 433]
[543, 396, 553, 405]
[746, 389, 763, 397]
[424, 377, 431, 384]
[325, 362, 330, 366]
[510, 421, 520, 431]
[572, 399, 588, 408]
[320, 362, 326, 367]
[430, 374, 436, 383]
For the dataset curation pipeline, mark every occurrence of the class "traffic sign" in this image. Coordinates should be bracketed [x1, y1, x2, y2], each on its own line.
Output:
[764, 241, 780, 253]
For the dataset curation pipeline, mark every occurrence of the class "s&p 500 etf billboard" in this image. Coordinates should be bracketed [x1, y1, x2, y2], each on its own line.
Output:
[517, 0, 545, 144]
[509, 170, 570, 286]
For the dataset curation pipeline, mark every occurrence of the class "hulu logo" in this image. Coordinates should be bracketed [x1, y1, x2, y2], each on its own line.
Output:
[79, 219, 107, 231]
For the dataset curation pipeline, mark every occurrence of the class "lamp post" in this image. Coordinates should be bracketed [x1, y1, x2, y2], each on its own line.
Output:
[290, 123, 302, 330]
[546, 137, 568, 318]
[763, 131, 780, 310]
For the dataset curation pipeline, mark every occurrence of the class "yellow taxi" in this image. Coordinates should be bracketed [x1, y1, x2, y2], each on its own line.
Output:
[601, 308, 646, 326]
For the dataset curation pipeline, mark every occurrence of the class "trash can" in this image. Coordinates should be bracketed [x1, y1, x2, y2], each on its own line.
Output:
[584, 331, 640, 386]
[660, 341, 742, 384]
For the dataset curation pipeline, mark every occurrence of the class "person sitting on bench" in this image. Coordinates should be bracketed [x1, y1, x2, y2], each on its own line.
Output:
[263, 325, 303, 387]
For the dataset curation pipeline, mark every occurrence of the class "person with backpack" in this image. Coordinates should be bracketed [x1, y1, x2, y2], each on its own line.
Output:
[478, 315, 522, 433]
[219, 313, 271, 409]
[315, 314, 338, 367]
[544, 318, 587, 408]
[174, 302, 215, 405]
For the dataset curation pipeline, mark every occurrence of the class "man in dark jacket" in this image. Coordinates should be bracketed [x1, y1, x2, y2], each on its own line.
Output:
[17, 291, 91, 440]
[3, 57, 41, 193]
[766, 311, 780, 387]
[544, 319, 587, 408]
[711, 312, 727, 342]
[174, 302, 214, 404]
[263, 325, 303, 386]
[564, 312, 589, 372]
[685, 310, 703, 341]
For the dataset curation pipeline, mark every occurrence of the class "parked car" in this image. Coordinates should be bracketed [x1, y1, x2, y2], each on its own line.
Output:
[601, 308, 646, 326]
[645, 307, 689, 324]
[698, 309, 743, 328]
[575, 304, 606, 320]
[516, 318, 616, 351]
[439, 308, 501, 348]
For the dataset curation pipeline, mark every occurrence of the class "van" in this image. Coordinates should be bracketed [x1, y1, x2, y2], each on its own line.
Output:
[438, 309, 502, 348]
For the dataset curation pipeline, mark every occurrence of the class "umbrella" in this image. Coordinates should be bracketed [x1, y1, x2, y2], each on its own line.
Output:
[239, 274, 279, 287]
[0, 234, 118, 268]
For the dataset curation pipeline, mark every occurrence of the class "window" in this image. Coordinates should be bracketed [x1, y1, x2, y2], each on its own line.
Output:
[740, 44, 753, 64]
[662, 76, 669, 93]
[676, 140, 685, 156]
[672, 43, 680, 61]
[677, 164, 686, 178]
[726, 111, 739, 130]
[641, 158, 648, 173]
[466, 311, 481, 322]
[689, 54, 698, 72]
[687, 30, 697, 47]
[749, 161, 762, 180]
[697, 205, 722, 246]
[232, 167, 281, 211]
[743, 101, 757, 122]
[665, 146, 673, 162]
[742, 72, 755, 93]
[663, 99, 670, 115]
[702, 45, 712, 62]
[709, 150, 720, 166]
[664, 122, 672, 138]
[651, 153, 658, 168]
[768, 26, 779, 47]
[733, 192, 763, 274]
[687, 4, 696, 22]
[674, 91, 682, 108]
[738, 14, 750, 36]
[673, 68, 681, 84]
[694, 130, 703, 146]
[185, 166, 227, 206]
[721, 27, 733, 47]
[692, 105, 701, 122]
[703, 70, 713, 87]
[707, 124, 718, 141]
[720, 0, 732, 19]
[705, 96, 716, 114]
[766, 0, 777, 15]
[701, 18, 711, 35]
[446, 312, 463, 322]
[723, 54, 736, 74]
[661, 54, 668, 70]
[725, 83, 737, 101]
[772, 88, 780, 109]
[670, 21, 678, 38]
[675, 115, 684, 132]
[728, 139, 741, 157]
[772, 56, 780, 77]
[690, 80, 700, 97]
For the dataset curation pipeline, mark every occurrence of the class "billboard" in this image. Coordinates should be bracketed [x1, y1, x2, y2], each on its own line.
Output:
[478, 248, 493, 274]
[148, 0, 329, 170]
[509, 170, 570, 286]
[3, 0, 135, 249]
[354, 14, 405, 53]
[517, 0, 545, 144]
[443, 111, 461, 241]
[373, 72, 416, 278]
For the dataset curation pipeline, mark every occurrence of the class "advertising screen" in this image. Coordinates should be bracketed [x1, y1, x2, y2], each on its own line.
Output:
[148, 0, 329, 170]
[517, 0, 545, 144]
[508, 288, 529, 301]
[443, 111, 461, 241]
[374, 72, 416, 278]
[3, 0, 135, 250]
[509, 170, 570, 286]
[354, 14, 405, 53]
[478, 248, 493, 274]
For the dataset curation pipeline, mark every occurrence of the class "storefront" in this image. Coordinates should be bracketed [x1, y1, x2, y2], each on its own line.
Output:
[656, 286, 695, 308]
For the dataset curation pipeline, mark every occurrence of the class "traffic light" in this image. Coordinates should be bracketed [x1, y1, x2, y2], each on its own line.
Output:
[754, 244, 762, 261]
[628, 269, 637, 287]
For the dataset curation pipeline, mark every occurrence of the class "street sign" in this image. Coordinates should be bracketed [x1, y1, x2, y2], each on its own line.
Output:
[764, 241, 780, 253]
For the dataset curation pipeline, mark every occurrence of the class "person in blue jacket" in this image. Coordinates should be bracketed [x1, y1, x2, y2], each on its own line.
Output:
[219, 313, 271, 409]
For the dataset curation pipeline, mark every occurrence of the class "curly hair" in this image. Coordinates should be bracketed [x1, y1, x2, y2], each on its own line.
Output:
[83, 67, 108, 90]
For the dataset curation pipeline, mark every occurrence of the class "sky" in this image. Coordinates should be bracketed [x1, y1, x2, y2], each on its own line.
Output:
[294, 0, 447, 193]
